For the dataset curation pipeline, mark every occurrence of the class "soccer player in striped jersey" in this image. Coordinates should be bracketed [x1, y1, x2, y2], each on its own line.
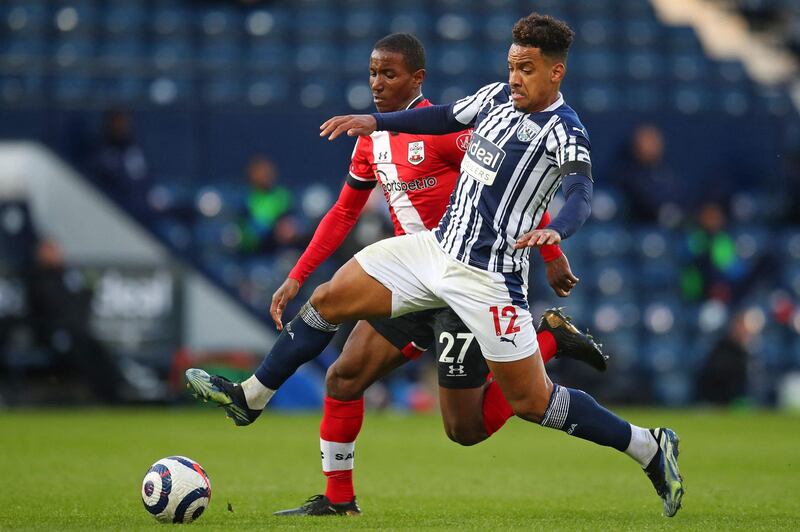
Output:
[188, 32, 605, 515]
[198, 13, 683, 517]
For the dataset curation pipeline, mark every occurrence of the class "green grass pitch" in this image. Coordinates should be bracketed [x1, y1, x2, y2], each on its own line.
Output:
[1, 408, 798, 530]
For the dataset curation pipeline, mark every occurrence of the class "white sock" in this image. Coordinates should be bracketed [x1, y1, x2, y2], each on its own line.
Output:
[320, 439, 356, 472]
[241, 375, 275, 410]
[625, 425, 658, 467]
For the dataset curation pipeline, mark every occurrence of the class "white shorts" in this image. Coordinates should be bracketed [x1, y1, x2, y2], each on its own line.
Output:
[355, 231, 537, 362]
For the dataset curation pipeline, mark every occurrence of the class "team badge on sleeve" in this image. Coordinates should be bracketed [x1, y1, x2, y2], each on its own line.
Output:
[456, 132, 472, 152]
[408, 140, 425, 165]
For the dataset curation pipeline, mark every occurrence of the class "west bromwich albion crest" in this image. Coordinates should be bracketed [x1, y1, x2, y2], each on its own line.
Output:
[408, 140, 425, 165]
[516, 119, 541, 142]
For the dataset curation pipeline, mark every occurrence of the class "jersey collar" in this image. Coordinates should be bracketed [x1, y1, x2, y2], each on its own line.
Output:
[405, 94, 424, 110]
[542, 92, 564, 112]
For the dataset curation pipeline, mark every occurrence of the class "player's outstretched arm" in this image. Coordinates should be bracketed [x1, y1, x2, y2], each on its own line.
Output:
[320, 115, 378, 140]
[321, 104, 468, 140]
[270, 183, 372, 330]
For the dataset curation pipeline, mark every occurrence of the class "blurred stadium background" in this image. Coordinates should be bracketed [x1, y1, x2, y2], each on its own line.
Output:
[2, 0, 800, 413]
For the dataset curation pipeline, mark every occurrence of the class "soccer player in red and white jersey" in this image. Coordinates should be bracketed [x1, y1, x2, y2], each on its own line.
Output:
[187, 33, 606, 516]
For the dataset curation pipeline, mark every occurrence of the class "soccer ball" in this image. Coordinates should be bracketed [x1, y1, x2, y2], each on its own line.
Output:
[141, 456, 211, 523]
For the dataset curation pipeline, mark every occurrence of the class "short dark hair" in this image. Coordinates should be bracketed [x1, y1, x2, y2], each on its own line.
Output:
[373, 33, 426, 72]
[512, 13, 574, 61]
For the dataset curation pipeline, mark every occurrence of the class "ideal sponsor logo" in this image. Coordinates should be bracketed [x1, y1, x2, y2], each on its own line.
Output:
[461, 133, 506, 186]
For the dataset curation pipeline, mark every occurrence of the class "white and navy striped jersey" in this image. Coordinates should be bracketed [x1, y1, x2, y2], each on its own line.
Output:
[434, 82, 592, 273]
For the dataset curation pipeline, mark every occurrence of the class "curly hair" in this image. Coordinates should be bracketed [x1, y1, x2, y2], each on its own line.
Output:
[373, 33, 426, 72]
[512, 13, 574, 61]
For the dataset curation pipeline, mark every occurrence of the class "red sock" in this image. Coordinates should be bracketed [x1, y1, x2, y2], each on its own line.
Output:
[320, 396, 364, 504]
[482, 379, 515, 436]
[537, 330, 557, 364]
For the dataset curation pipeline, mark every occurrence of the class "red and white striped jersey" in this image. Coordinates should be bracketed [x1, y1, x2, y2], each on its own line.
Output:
[347, 98, 470, 236]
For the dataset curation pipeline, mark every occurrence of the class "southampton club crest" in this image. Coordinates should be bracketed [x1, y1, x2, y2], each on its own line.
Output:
[408, 140, 425, 165]
[516, 119, 541, 142]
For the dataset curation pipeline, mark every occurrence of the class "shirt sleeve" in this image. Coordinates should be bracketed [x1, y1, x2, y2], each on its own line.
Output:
[372, 83, 507, 134]
[288, 181, 372, 285]
[554, 124, 593, 180]
[347, 136, 377, 189]
[435, 129, 472, 168]
[450, 82, 507, 127]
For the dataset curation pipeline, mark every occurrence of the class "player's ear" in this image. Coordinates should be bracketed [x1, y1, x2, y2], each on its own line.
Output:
[412, 68, 426, 88]
[550, 62, 566, 83]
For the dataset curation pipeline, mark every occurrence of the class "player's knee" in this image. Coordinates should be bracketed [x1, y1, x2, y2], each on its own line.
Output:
[509, 382, 554, 423]
[443, 423, 486, 447]
[324, 363, 363, 401]
[309, 283, 340, 323]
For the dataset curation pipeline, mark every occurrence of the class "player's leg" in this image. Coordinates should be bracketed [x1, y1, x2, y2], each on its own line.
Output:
[186, 231, 445, 424]
[275, 320, 413, 516]
[436, 308, 608, 446]
[276, 313, 435, 516]
[443, 266, 684, 517]
[186, 257, 393, 426]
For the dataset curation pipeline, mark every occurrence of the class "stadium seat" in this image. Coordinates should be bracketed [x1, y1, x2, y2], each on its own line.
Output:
[101, 3, 146, 36]
[151, 39, 194, 74]
[388, 9, 433, 40]
[200, 41, 243, 73]
[147, 76, 194, 105]
[153, 218, 193, 252]
[247, 42, 291, 74]
[246, 75, 290, 106]
[436, 13, 475, 41]
[202, 78, 241, 105]
[197, 8, 242, 40]
[294, 43, 340, 74]
[434, 45, 478, 76]
[244, 7, 291, 41]
[623, 17, 661, 46]
[483, 13, 517, 43]
[342, 43, 374, 75]
[294, 8, 339, 40]
[0, 38, 48, 70]
[4, 1, 48, 37]
[151, 5, 191, 37]
[343, 8, 385, 40]
[666, 25, 704, 53]
[52, 1, 97, 37]
[98, 38, 145, 72]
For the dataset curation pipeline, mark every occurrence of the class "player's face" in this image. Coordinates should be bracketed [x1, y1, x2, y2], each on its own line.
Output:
[369, 49, 424, 113]
[507, 44, 565, 113]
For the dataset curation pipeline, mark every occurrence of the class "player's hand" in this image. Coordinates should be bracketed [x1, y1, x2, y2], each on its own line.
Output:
[514, 228, 561, 249]
[270, 278, 300, 331]
[545, 255, 579, 298]
[320, 115, 377, 140]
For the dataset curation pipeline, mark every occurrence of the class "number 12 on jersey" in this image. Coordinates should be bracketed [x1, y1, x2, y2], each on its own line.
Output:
[490, 305, 520, 336]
